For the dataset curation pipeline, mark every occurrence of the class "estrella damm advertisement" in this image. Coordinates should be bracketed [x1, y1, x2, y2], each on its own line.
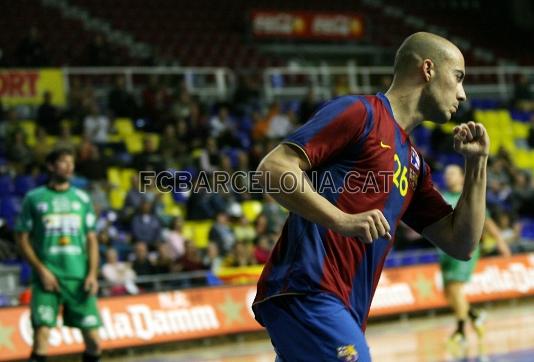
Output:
[0, 68, 66, 106]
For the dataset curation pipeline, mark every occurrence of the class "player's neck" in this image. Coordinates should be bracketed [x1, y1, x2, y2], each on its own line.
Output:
[384, 87, 424, 134]
[48, 179, 70, 191]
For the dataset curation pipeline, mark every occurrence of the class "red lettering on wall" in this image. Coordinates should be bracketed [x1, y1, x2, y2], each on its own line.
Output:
[0, 71, 40, 97]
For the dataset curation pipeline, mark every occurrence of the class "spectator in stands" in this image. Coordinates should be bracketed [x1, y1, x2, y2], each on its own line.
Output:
[528, 114, 534, 149]
[159, 124, 179, 166]
[510, 171, 534, 216]
[187, 100, 209, 149]
[7, 129, 33, 171]
[131, 199, 162, 248]
[233, 215, 256, 244]
[142, 75, 170, 131]
[84, 34, 113, 66]
[267, 105, 295, 139]
[37, 91, 61, 135]
[209, 105, 239, 147]
[32, 127, 53, 166]
[101, 248, 138, 295]
[199, 137, 224, 173]
[261, 193, 288, 234]
[0, 108, 20, 142]
[493, 211, 523, 253]
[232, 74, 261, 115]
[209, 212, 236, 256]
[54, 123, 76, 151]
[16, 27, 49, 67]
[254, 235, 274, 264]
[132, 136, 165, 172]
[77, 137, 107, 181]
[171, 88, 193, 120]
[131, 241, 156, 276]
[122, 174, 164, 223]
[224, 241, 254, 267]
[84, 102, 110, 145]
[513, 74, 534, 111]
[154, 243, 174, 274]
[203, 242, 223, 273]
[108, 76, 138, 118]
[186, 176, 229, 220]
[162, 216, 187, 260]
[174, 240, 205, 272]
[254, 214, 269, 238]
[298, 88, 320, 125]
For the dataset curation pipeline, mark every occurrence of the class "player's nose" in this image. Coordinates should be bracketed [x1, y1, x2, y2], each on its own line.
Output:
[457, 84, 467, 102]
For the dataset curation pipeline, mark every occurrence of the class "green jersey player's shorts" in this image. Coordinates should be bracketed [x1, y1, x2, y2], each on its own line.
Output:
[31, 277, 102, 330]
[439, 245, 480, 285]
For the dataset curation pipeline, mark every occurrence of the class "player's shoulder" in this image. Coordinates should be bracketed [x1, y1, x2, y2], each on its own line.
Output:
[71, 187, 92, 204]
[24, 186, 49, 201]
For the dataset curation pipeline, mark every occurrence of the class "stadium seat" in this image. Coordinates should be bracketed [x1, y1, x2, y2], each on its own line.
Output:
[14, 175, 36, 197]
[241, 200, 263, 222]
[107, 167, 122, 187]
[0, 176, 14, 198]
[120, 168, 137, 190]
[115, 118, 135, 137]
[0, 196, 22, 227]
[183, 220, 213, 248]
[109, 188, 127, 209]
[124, 133, 144, 154]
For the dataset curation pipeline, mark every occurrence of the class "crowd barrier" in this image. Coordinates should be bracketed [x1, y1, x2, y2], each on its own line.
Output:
[0, 254, 533, 360]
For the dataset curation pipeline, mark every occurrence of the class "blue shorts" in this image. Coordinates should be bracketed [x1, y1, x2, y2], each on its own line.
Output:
[253, 293, 371, 362]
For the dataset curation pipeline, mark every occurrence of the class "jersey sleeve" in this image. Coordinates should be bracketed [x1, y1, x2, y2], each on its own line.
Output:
[84, 200, 97, 233]
[14, 196, 34, 232]
[282, 96, 372, 168]
[402, 162, 453, 234]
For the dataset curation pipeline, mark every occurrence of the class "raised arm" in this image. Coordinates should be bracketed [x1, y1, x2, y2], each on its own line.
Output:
[422, 122, 489, 260]
[257, 144, 390, 242]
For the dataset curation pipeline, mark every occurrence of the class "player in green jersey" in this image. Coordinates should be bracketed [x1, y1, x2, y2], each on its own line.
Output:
[16, 148, 102, 362]
[440, 164, 511, 357]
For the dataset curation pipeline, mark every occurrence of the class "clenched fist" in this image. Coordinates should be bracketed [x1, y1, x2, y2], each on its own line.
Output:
[333, 209, 392, 243]
[453, 122, 490, 158]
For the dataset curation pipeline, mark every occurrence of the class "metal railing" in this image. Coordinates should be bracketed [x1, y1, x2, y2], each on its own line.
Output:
[59, 65, 534, 104]
[62, 66, 236, 101]
[262, 64, 534, 102]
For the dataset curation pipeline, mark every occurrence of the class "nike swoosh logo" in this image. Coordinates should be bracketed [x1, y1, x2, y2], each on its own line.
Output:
[380, 141, 391, 149]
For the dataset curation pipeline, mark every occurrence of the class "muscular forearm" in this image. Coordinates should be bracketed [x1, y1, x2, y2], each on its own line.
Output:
[258, 161, 345, 230]
[86, 232, 99, 277]
[257, 147, 346, 230]
[451, 156, 488, 257]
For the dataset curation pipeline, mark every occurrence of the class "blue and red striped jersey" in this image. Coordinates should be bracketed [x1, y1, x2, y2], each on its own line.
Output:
[253, 93, 453, 330]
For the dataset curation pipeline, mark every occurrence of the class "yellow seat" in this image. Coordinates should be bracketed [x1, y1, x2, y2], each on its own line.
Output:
[19, 120, 36, 138]
[242, 200, 263, 222]
[115, 118, 134, 136]
[124, 132, 143, 154]
[512, 122, 530, 139]
[183, 220, 213, 248]
[120, 168, 137, 190]
[145, 133, 160, 150]
[109, 188, 127, 209]
[107, 167, 121, 187]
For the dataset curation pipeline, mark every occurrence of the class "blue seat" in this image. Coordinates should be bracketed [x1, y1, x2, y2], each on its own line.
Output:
[0, 196, 22, 227]
[0, 175, 13, 198]
[14, 175, 36, 197]
[520, 219, 534, 239]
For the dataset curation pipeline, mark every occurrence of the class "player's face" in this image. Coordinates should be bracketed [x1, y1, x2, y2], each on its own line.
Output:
[444, 165, 464, 190]
[52, 154, 75, 182]
[421, 50, 466, 123]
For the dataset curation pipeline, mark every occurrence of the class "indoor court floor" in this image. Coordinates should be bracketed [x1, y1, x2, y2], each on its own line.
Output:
[115, 299, 534, 362]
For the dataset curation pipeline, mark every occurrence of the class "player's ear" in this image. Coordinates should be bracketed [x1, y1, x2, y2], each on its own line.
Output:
[422, 59, 434, 82]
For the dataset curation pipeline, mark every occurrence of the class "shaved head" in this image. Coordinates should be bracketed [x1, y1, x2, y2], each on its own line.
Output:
[394, 32, 462, 78]
[388, 32, 466, 124]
